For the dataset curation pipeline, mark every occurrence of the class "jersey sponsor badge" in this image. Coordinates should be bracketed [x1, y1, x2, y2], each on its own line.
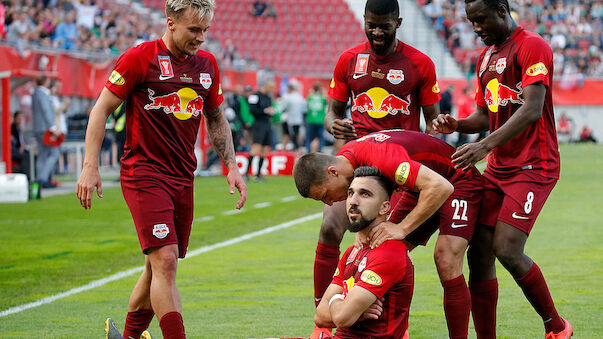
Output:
[358, 257, 367, 272]
[346, 247, 359, 264]
[360, 270, 382, 286]
[343, 276, 355, 296]
[158, 55, 174, 80]
[387, 69, 404, 84]
[153, 223, 170, 239]
[395, 162, 411, 185]
[351, 88, 411, 119]
[334, 267, 340, 277]
[432, 81, 441, 93]
[108, 70, 125, 85]
[479, 46, 494, 77]
[354, 54, 369, 74]
[200, 73, 212, 89]
[495, 57, 507, 74]
[526, 62, 548, 76]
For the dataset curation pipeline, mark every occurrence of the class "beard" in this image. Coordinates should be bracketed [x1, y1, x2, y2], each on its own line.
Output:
[347, 208, 375, 232]
[367, 34, 396, 55]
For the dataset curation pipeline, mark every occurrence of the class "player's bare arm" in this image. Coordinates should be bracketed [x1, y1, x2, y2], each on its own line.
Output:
[421, 103, 440, 135]
[204, 105, 247, 209]
[325, 98, 355, 139]
[315, 283, 383, 328]
[451, 84, 546, 170]
[327, 285, 379, 328]
[368, 165, 453, 248]
[76, 88, 123, 210]
[433, 105, 489, 135]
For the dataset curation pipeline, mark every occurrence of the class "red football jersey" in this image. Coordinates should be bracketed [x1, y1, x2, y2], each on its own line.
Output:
[105, 39, 223, 180]
[332, 241, 414, 338]
[475, 27, 560, 178]
[337, 129, 481, 192]
[329, 41, 441, 138]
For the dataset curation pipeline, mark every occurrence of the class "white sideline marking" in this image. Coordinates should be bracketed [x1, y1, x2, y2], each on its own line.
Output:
[253, 202, 272, 209]
[280, 196, 298, 202]
[222, 208, 245, 215]
[194, 215, 215, 223]
[0, 212, 322, 317]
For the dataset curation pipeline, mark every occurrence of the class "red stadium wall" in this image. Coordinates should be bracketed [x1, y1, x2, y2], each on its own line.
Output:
[1, 45, 601, 105]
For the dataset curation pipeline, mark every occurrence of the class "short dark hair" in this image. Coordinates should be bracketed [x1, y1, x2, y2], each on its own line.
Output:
[353, 166, 394, 198]
[365, 0, 399, 18]
[293, 153, 337, 197]
[36, 75, 47, 86]
[465, 0, 510, 12]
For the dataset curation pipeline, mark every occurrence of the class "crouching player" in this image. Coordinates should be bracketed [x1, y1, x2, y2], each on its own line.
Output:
[315, 167, 413, 338]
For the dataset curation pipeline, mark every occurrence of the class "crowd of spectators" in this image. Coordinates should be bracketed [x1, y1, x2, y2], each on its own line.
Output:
[418, 0, 603, 82]
[1, 0, 163, 59]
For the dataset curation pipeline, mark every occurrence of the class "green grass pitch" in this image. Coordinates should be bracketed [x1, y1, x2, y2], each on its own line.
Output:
[0, 143, 601, 338]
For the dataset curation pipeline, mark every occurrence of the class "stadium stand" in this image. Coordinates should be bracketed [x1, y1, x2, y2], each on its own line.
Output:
[416, 0, 602, 79]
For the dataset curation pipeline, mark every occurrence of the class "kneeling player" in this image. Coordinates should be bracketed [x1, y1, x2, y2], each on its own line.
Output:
[294, 129, 483, 338]
[315, 167, 414, 338]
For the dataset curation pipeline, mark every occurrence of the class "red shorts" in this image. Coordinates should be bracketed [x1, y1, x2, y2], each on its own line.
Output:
[478, 171, 557, 234]
[121, 175, 194, 258]
[389, 175, 483, 247]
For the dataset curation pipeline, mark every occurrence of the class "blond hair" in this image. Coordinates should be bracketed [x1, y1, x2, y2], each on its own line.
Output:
[165, 0, 215, 21]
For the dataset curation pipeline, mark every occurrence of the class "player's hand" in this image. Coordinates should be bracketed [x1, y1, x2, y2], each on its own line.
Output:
[330, 118, 356, 139]
[432, 114, 458, 134]
[76, 165, 103, 210]
[358, 298, 384, 321]
[227, 169, 247, 209]
[264, 106, 276, 115]
[367, 221, 406, 248]
[451, 141, 489, 171]
[353, 232, 363, 250]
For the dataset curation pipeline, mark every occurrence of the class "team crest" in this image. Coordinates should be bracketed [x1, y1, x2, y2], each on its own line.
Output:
[153, 223, 170, 239]
[158, 56, 174, 80]
[354, 54, 370, 74]
[496, 58, 507, 74]
[387, 69, 404, 85]
[200, 73, 212, 89]
[346, 247, 359, 264]
[358, 257, 367, 272]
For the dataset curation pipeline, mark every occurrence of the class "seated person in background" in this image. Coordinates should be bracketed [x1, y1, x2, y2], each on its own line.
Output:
[250, 0, 267, 16]
[11, 111, 31, 179]
[579, 125, 597, 143]
[314, 166, 413, 339]
[556, 112, 573, 143]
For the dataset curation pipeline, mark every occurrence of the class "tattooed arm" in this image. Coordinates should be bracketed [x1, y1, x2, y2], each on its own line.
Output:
[204, 106, 247, 209]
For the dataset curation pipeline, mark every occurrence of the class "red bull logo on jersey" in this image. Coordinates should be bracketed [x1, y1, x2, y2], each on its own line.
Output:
[144, 88, 204, 120]
[387, 69, 404, 85]
[484, 79, 524, 113]
[351, 87, 410, 119]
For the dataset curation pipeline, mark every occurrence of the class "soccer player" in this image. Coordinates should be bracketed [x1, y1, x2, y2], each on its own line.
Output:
[432, 0, 572, 338]
[76, 1, 247, 338]
[313, 0, 441, 336]
[295, 129, 483, 339]
[315, 166, 414, 339]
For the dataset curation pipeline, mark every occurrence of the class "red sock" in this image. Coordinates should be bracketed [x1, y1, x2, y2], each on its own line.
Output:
[515, 263, 564, 333]
[159, 312, 186, 339]
[442, 275, 470, 339]
[469, 278, 498, 339]
[123, 308, 154, 339]
[314, 242, 340, 307]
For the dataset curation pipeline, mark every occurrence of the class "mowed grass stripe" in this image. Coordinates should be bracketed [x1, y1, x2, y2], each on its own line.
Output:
[0, 176, 322, 310]
[0, 212, 321, 318]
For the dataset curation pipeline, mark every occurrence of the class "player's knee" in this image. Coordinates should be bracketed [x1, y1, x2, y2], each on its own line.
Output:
[149, 248, 178, 277]
[492, 242, 521, 268]
[434, 249, 460, 273]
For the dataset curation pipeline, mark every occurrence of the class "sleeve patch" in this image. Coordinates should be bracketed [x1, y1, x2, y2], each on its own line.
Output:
[526, 62, 548, 76]
[334, 267, 339, 277]
[360, 270, 382, 286]
[330, 78, 335, 88]
[395, 162, 411, 185]
[432, 81, 440, 93]
[109, 70, 125, 85]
